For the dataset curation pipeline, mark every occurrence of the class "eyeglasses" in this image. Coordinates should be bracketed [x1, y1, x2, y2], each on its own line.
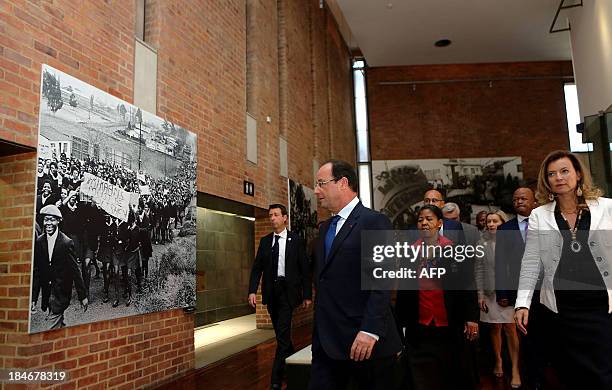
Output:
[315, 178, 337, 188]
[423, 198, 443, 204]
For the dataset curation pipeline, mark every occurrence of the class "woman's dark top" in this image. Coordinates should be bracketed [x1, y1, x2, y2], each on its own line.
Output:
[553, 206, 607, 311]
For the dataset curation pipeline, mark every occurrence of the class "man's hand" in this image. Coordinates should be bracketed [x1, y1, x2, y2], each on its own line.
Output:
[81, 298, 88, 312]
[84, 258, 91, 267]
[248, 293, 257, 308]
[350, 331, 377, 361]
[464, 321, 479, 341]
[302, 299, 312, 309]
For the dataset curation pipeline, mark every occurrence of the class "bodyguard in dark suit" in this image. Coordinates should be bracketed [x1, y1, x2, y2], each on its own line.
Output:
[495, 187, 546, 389]
[309, 160, 402, 390]
[34, 205, 88, 329]
[248, 204, 312, 390]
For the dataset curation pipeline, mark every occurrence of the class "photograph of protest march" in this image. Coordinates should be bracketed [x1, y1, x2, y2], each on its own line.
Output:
[288, 179, 318, 249]
[372, 157, 523, 229]
[29, 64, 197, 333]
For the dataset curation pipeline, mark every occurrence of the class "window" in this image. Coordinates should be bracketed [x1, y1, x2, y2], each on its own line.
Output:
[353, 58, 372, 208]
[72, 136, 89, 161]
[565, 83, 592, 152]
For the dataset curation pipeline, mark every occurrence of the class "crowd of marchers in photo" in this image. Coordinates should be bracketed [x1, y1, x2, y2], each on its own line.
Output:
[32, 152, 196, 330]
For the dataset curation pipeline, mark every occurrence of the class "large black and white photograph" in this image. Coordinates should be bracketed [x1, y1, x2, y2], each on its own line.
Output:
[372, 157, 524, 229]
[29, 64, 197, 333]
[287, 179, 318, 249]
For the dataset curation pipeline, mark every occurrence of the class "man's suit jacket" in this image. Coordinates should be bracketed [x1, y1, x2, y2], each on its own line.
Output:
[494, 217, 526, 304]
[461, 222, 480, 247]
[34, 231, 87, 314]
[314, 202, 402, 360]
[248, 230, 312, 309]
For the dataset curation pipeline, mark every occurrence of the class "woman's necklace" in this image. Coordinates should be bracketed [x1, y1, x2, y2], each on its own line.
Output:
[561, 208, 583, 253]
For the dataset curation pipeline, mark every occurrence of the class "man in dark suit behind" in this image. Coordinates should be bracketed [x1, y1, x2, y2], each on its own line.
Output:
[34, 205, 88, 330]
[495, 187, 546, 389]
[309, 160, 402, 390]
[248, 204, 312, 390]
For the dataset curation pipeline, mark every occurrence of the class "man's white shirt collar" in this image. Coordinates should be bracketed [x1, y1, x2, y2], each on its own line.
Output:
[336, 196, 360, 221]
[47, 229, 59, 262]
[275, 228, 288, 239]
[517, 214, 529, 224]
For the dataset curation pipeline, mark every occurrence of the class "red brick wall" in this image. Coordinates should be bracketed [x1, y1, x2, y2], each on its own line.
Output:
[0, 0, 354, 382]
[0, 154, 194, 389]
[367, 61, 573, 181]
[0, 0, 135, 147]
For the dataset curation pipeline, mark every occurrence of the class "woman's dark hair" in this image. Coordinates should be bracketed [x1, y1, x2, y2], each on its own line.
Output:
[417, 204, 443, 221]
[268, 203, 288, 216]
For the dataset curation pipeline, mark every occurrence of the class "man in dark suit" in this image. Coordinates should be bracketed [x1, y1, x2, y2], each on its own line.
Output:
[248, 204, 312, 390]
[495, 187, 545, 389]
[309, 160, 402, 390]
[34, 205, 88, 329]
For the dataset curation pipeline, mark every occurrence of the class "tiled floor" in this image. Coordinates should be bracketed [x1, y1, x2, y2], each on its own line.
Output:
[194, 314, 275, 369]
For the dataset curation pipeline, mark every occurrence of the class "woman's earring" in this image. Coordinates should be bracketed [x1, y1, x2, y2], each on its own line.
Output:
[548, 193, 555, 201]
[576, 186, 583, 197]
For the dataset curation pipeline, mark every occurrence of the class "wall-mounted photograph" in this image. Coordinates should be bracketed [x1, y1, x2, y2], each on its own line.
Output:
[372, 157, 524, 228]
[29, 64, 197, 333]
[288, 179, 318, 252]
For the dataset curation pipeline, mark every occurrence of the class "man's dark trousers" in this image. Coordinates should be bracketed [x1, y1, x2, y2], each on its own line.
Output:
[268, 278, 294, 385]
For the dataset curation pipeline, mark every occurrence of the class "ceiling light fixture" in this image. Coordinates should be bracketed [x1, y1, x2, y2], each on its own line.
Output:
[434, 39, 452, 47]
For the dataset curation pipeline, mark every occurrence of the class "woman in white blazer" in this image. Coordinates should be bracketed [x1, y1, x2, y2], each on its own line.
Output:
[514, 150, 612, 389]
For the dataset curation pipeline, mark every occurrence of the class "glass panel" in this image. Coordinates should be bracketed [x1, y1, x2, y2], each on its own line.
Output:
[565, 84, 592, 152]
[353, 60, 365, 69]
[357, 130, 369, 162]
[358, 164, 372, 208]
[353, 69, 366, 99]
[355, 95, 368, 133]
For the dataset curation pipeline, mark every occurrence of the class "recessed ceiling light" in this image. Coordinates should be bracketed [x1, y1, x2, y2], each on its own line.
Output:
[435, 39, 452, 47]
[386, 3, 393, 9]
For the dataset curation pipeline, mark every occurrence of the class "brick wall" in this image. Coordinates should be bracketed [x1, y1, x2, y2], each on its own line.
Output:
[1, 0, 355, 385]
[0, 0, 135, 147]
[367, 61, 573, 182]
[246, 0, 353, 328]
[0, 154, 194, 389]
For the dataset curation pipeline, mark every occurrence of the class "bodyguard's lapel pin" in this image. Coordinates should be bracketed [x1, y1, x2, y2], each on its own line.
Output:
[288, 237, 292, 241]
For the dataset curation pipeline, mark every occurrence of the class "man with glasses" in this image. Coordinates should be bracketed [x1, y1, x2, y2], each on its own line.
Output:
[248, 204, 312, 390]
[309, 160, 401, 390]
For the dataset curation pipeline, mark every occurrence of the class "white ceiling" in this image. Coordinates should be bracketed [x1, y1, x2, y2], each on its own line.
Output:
[334, 0, 574, 67]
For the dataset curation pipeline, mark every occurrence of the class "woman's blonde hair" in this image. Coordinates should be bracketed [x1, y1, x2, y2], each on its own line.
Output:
[486, 210, 508, 225]
[536, 150, 602, 206]
[482, 210, 508, 241]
